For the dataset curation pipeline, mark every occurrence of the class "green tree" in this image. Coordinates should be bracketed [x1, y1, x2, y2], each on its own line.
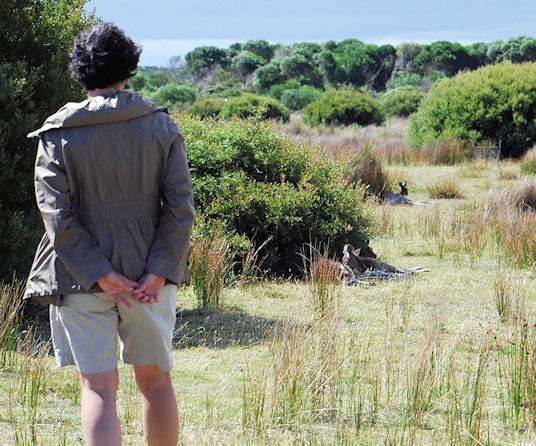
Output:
[243, 40, 274, 62]
[414, 41, 479, 75]
[231, 51, 266, 82]
[0, 0, 93, 279]
[185, 46, 229, 80]
[316, 51, 339, 85]
[333, 40, 395, 88]
[255, 62, 283, 90]
[280, 54, 315, 81]
[487, 37, 536, 63]
[409, 61, 536, 157]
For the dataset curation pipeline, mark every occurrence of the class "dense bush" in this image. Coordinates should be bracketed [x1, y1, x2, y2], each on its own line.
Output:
[174, 113, 375, 275]
[386, 72, 422, 90]
[220, 93, 290, 122]
[254, 62, 283, 90]
[267, 79, 302, 99]
[380, 87, 425, 117]
[187, 98, 224, 118]
[150, 83, 198, 108]
[409, 62, 536, 157]
[0, 0, 91, 280]
[231, 50, 266, 80]
[303, 89, 384, 126]
[280, 85, 323, 110]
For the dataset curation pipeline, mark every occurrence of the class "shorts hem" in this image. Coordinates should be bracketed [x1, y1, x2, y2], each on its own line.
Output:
[123, 354, 173, 372]
[76, 357, 118, 374]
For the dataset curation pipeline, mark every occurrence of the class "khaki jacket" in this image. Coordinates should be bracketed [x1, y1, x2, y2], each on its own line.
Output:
[25, 91, 194, 305]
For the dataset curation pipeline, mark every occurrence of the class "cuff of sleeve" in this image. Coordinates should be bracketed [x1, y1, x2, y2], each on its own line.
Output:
[79, 262, 115, 290]
[145, 267, 177, 284]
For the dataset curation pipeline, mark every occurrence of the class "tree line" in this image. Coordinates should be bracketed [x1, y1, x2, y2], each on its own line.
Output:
[129, 36, 536, 107]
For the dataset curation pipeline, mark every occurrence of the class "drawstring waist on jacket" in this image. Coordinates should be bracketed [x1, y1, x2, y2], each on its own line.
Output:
[76, 199, 160, 225]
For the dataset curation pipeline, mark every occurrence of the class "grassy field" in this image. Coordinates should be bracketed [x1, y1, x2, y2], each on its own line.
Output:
[3, 142, 536, 444]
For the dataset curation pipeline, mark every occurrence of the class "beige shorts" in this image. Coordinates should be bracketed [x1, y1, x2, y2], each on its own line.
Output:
[50, 284, 177, 374]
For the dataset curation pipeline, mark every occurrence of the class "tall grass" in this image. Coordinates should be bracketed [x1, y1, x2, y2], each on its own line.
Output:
[302, 243, 343, 320]
[520, 144, 536, 175]
[239, 238, 269, 288]
[189, 229, 234, 309]
[278, 117, 468, 166]
[426, 176, 464, 199]
[0, 280, 25, 364]
[1, 281, 53, 446]
[242, 317, 349, 434]
[493, 274, 515, 323]
[344, 146, 391, 196]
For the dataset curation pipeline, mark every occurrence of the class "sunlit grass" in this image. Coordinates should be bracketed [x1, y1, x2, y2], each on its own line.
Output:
[6, 143, 536, 444]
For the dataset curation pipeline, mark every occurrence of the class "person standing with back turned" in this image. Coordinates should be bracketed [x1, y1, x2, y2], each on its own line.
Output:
[24, 22, 194, 446]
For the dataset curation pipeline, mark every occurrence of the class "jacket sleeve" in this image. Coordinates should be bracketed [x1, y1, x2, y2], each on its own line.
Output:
[146, 135, 194, 282]
[34, 135, 114, 290]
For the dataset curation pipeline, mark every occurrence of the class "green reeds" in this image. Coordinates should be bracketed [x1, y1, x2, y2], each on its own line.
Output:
[493, 274, 515, 323]
[302, 243, 343, 320]
[189, 229, 234, 309]
[239, 238, 269, 288]
[0, 279, 25, 369]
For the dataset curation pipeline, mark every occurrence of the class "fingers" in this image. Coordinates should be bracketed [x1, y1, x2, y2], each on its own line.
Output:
[120, 276, 138, 290]
[111, 292, 133, 309]
[136, 293, 159, 304]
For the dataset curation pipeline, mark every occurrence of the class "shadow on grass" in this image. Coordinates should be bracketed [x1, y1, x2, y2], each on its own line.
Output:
[20, 302, 280, 351]
[173, 307, 279, 349]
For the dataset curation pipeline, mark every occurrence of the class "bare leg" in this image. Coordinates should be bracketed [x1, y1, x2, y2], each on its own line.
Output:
[133, 364, 179, 446]
[80, 369, 122, 446]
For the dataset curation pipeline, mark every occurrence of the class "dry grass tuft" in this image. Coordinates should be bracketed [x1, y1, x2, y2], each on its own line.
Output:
[344, 146, 391, 196]
[520, 145, 536, 175]
[426, 176, 464, 199]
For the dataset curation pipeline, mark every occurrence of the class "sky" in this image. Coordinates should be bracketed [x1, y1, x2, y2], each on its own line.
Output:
[84, 0, 536, 67]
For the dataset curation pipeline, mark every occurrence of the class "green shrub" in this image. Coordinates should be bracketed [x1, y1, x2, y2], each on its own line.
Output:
[254, 62, 282, 90]
[280, 85, 323, 110]
[150, 83, 198, 107]
[380, 87, 425, 117]
[174, 113, 375, 275]
[409, 62, 536, 157]
[187, 98, 224, 118]
[386, 72, 422, 90]
[267, 79, 302, 99]
[303, 89, 384, 126]
[219, 93, 290, 122]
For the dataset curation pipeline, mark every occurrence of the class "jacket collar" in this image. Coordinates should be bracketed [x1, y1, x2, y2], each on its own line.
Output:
[28, 90, 166, 138]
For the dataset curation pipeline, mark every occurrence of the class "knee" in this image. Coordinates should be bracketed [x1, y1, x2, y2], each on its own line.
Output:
[80, 370, 118, 399]
[133, 365, 172, 394]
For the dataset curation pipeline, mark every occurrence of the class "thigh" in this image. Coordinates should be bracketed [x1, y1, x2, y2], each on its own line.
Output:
[58, 292, 119, 374]
[118, 284, 177, 372]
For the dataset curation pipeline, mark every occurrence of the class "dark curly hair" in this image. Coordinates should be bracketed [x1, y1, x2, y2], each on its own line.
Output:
[69, 22, 141, 90]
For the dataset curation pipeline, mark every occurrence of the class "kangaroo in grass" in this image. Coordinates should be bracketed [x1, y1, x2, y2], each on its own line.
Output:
[382, 180, 432, 206]
[342, 243, 429, 284]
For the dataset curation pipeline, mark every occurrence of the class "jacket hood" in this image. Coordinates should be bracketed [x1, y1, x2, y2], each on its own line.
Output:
[28, 91, 166, 138]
